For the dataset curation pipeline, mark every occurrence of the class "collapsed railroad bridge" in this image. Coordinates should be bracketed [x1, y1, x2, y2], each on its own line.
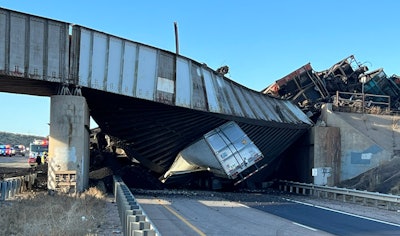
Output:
[93, 54, 400, 192]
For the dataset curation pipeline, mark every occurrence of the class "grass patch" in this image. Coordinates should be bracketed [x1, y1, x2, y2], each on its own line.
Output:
[0, 187, 108, 236]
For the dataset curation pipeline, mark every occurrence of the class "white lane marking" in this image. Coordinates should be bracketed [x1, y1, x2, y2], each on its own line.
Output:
[283, 198, 400, 228]
[293, 222, 318, 231]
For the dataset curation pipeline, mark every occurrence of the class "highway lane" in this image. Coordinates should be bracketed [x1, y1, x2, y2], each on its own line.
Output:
[0, 156, 30, 168]
[250, 198, 400, 236]
[135, 194, 333, 236]
[135, 191, 400, 236]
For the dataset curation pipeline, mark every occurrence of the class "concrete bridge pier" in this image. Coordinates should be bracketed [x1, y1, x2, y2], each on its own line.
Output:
[47, 95, 90, 193]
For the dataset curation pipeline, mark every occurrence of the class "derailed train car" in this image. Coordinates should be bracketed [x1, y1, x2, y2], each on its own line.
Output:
[262, 55, 400, 118]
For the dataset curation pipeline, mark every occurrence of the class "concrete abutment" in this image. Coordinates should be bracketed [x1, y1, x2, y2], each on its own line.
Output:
[47, 95, 90, 192]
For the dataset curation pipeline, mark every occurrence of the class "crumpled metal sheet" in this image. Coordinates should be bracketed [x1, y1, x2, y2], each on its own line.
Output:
[262, 55, 400, 117]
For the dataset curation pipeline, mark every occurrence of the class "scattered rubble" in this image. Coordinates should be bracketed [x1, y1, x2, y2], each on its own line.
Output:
[262, 55, 400, 120]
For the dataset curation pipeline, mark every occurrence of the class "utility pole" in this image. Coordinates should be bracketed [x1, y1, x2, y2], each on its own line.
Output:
[174, 22, 179, 55]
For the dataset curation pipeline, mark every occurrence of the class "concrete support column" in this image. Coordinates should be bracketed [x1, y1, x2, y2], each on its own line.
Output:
[47, 95, 90, 192]
[311, 126, 341, 186]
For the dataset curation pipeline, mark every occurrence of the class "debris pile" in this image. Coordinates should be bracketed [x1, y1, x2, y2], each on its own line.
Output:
[262, 55, 400, 120]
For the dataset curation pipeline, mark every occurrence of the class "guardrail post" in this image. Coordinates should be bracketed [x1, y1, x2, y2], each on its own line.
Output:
[127, 215, 147, 235]
[124, 209, 134, 236]
[10, 180, 16, 198]
[6, 181, 11, 199]
[133, 229, 156, 236]
[0, 181, 6, 200]
[26, 175, 33, 190]
[16, 178, 22, 194]
[113, 176, 160, 236]
[387, 202, 392, 210]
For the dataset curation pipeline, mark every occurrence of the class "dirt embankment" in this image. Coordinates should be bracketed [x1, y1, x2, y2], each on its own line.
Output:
[339, 157, 400, 194]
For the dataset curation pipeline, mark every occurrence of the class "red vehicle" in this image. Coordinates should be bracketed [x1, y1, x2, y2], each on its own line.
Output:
[28, 139, 49, 167]
[3, 144, 13, 157]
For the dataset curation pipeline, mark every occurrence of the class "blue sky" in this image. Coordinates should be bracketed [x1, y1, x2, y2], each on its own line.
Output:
[0, 1, 399, 136]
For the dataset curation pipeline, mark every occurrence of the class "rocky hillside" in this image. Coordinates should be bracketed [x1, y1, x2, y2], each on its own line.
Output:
[0, 131, 46, 147]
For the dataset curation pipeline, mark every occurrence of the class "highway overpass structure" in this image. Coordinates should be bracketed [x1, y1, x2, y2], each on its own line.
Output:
[0, 8, 313, 191]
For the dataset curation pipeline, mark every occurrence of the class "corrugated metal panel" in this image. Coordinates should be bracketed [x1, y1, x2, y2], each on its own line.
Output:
[0, 11, 6, 73]
[214, 75, 233, 115]
[232, 85, 257, 119]
[259, 95, 281, 122]
[28, 18, 45, 80]
[280, 101, 302, 123]
[191, 62, 207, 110]
[47, 21, 68, 81]
[91, 31, 107, 89]
[75, 27, 91, 87]
[249, 93, 270, 121]
[156, 51, 175, 104]
[266, 98, 285, 122]
[106, 37, 123, 93]
[0, 8, 69, 81]
[283, 100, 313, 124]
[121, 41, 137, 96]
[220, 80, 245, 116]
[175, 57, 191, 108]
[202, 68, 221, 113]
[9, 12, 26, 77]
[136, 45, 156, 100]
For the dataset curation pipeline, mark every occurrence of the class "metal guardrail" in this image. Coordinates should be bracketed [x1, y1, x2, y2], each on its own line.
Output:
[0, 173, 37, 201]
[113, 176, 160, 236]
[278, 180, 400, 211]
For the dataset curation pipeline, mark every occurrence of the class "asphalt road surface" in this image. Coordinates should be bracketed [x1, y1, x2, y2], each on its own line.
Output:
[134, 192, 400, 236]
[0, 155, 31, 168]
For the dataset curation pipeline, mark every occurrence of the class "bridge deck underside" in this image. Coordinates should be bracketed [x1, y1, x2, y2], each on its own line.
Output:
[82, 88, 309, 177]
[0, 75, 60, 96]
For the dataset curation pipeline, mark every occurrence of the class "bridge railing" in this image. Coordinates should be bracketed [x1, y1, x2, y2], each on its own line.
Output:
[113, 175, 160, 236]
[0, 173, 37, 201]
[278, 180, 400, 211]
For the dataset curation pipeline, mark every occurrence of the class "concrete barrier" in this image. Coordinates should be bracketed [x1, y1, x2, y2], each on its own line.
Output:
[113, 176, 160, 236]
[0, 174, 37, 201]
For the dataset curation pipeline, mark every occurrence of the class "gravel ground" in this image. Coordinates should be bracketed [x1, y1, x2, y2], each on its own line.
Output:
[96, 194, 122, 236]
